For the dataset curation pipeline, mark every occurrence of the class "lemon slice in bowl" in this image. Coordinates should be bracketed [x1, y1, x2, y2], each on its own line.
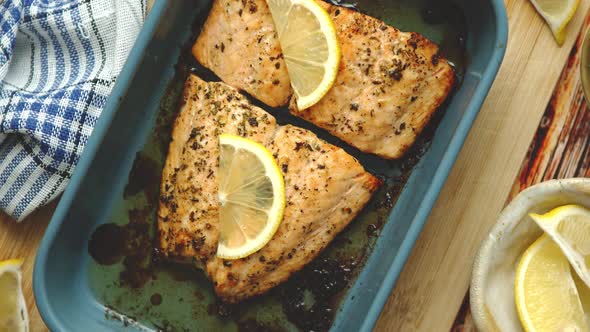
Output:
[530, 0, 580, 45]
[530, 204, 590, 288]
[217, 134, 286, 259]
[515, 235, 588, 332]
[0, 259, 28, 332]
[266, 0, 340, 110]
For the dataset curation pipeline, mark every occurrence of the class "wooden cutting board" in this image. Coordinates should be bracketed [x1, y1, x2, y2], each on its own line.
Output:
[375, 0, 590, 331]
[449, 5, 590, 332]
[1, 0, 588, 331]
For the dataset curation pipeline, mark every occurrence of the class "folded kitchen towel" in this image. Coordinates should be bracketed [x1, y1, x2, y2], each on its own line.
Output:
[0, 0, 147, 221]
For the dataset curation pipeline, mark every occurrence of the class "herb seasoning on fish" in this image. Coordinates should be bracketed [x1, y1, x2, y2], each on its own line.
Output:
[89, 0, 467, 330]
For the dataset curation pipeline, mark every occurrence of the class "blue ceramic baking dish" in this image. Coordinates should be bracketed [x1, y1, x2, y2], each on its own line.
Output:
[34, 0, 508, 331]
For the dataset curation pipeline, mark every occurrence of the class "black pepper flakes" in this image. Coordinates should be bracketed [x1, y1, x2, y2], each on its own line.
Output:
[350, 103, 359, 111]
[432, 52, 441, 65]
[191, 237, 205, 250]
[389, 68, 403, 81]
[248, 117, 258, 127]
[249, 3, 257, 13]
[282, 164, 289, 173]
[189, 128, 199, 139]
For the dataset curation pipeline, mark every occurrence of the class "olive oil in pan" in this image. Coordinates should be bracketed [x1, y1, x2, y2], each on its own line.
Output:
[88, 1, 467, 331]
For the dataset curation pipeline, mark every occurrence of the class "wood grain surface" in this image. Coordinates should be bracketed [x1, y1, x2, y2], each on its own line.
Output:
[1, 0, 587, 331]
[374, 0, 590, 330]
[451, 7, 590, 331]
[0, 203, 54, 332]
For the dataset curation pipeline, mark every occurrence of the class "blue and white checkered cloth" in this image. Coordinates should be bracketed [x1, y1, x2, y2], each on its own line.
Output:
[0, 0, 146, 221]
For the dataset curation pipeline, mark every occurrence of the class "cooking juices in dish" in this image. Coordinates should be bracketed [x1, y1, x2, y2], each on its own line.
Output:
[88, 0, 467, 330]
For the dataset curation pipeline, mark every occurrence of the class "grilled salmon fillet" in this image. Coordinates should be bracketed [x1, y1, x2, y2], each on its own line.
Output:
[192, 0, 292, 107]
[193, 0, 454, 159]
[290, 2, 455, 159]
[157, 75, 380, 302]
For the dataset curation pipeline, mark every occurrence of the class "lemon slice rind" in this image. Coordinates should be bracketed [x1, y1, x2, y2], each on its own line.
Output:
[530, 0, 580, 45]
[217, 134, 286, 260]
[530, 204, 590, 289]
[515, 235, 588, 332]
[267, 0, 341, 110]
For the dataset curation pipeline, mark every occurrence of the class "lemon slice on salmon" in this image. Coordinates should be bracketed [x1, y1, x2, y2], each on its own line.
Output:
[266, 0, 340, 110]
[217, 134, 286, 259]
[515, 235, 589, 332]
[0, 259, 28, 332]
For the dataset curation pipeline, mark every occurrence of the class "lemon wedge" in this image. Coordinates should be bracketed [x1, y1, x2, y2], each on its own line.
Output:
[515, 235, 588, 332]
[266, 0, 340, 110]
[0, 259, 28, 332]
[217, 134, 286, 259]
[530, 0, 580, 45]
[530, 205, 590, 289]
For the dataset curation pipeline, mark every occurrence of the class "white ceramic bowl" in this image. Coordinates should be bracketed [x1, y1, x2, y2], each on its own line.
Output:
[581, 27, 590, 104]
[470, 178, 590, 332]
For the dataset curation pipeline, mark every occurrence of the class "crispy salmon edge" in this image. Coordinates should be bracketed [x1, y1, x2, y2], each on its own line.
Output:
[156, 75, 201, 263]
[393, 63, 456, 159]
